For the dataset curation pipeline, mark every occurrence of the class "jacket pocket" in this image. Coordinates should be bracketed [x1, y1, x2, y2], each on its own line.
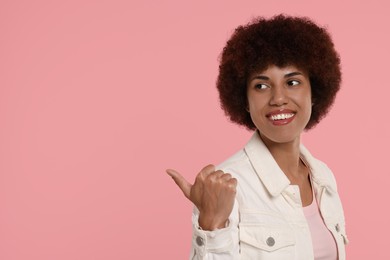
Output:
[239, 224, 295, 251]
[238, 209, 296, 258]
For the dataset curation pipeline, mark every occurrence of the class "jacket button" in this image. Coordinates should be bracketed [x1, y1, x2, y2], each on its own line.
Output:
[266, 237, 275, 247]
[196, 236, 204, 246]
[335, 224, 340, 232]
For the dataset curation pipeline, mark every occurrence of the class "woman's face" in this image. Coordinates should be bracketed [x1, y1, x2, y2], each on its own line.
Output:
[247, 64, 312, 145]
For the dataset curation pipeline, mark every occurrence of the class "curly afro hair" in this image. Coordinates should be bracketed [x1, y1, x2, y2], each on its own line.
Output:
[217, 14, 341, 130]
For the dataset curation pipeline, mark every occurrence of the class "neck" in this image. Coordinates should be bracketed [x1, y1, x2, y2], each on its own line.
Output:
[259, 133, 304, 179]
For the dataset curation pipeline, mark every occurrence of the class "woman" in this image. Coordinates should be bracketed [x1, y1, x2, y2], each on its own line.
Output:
[167, 14, 348, 259]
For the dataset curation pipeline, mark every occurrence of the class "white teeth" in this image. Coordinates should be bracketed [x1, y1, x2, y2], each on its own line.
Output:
[270, 113, 294, 121]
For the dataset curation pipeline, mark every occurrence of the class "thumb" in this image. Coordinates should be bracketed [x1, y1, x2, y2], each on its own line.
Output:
[166, 169, 192, 199]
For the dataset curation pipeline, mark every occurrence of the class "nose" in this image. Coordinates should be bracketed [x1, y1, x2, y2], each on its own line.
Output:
[269, 86, 288, 106]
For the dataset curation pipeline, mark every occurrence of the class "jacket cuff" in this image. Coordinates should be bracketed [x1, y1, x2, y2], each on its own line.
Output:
[192, 218, 234, 257]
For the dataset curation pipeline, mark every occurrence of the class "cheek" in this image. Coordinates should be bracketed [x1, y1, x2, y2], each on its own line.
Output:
[302, 97, 313, 120]
[248, 101, 265, 118]
[247, 96, 255, 113]
[247, 93, 266, 111]
[300, 88, 312, 110]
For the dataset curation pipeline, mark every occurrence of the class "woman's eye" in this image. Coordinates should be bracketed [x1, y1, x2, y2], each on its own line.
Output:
[255, 83, 268, 90]
[287, 80, 300, 86]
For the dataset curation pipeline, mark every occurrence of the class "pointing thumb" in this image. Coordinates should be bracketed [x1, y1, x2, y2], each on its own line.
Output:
[166, 169, 192, 199]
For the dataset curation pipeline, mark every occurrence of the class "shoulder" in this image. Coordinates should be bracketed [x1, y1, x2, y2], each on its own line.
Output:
[314, 159, 337, 182]
[214, 146, 264, 196]
[216, 149, 248, 171]
[215, 148, 253, 178]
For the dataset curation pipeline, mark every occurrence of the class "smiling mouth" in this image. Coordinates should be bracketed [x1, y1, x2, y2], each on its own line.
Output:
[269, 113, 295, 121]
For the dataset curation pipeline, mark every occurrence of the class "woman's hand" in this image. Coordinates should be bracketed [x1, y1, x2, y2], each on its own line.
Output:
[166, 164, 237, 231]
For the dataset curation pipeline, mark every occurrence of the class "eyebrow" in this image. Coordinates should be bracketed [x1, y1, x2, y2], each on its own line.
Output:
[249, 71, 304, 81]
[285, 72, 303, 78]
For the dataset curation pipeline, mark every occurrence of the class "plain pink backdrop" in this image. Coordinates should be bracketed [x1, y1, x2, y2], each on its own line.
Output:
[1, 0, 389, 259]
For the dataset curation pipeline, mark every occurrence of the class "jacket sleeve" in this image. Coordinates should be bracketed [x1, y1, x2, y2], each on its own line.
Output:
[189, 200, 240, 259]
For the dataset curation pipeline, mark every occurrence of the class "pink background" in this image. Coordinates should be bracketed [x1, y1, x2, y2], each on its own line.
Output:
[1, 0, 389, 259]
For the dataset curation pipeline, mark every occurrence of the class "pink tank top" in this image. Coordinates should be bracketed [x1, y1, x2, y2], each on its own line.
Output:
[303, 193, 338, 260]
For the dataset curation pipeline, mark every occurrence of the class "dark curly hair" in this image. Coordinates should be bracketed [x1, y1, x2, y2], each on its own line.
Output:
[217, 14, 341, 130]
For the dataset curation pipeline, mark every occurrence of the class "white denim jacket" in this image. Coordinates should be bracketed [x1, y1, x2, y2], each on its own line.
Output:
[190, 132, 348, 259]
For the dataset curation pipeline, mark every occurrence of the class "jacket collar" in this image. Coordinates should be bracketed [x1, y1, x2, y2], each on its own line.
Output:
[299, 145, 337, 194]
[244, 131, 336, 197]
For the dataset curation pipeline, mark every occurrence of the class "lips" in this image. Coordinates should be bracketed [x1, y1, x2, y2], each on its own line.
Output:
[266, 109, 296, 125]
